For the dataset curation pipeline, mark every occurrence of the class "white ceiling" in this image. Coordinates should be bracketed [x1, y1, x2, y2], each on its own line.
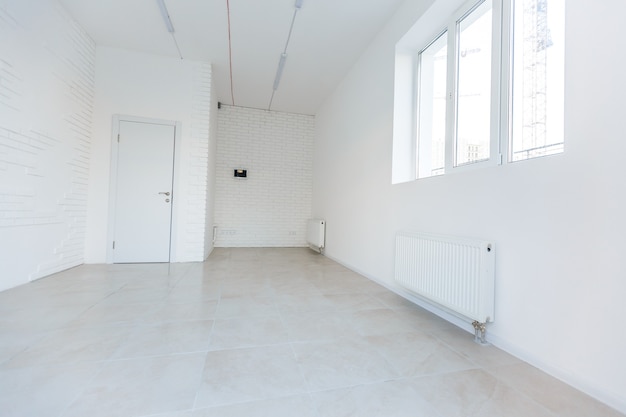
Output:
[58, 0, 406, 115]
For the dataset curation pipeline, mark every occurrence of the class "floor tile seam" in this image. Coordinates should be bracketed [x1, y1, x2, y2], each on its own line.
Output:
[0, 354, 116, 372]
[317, 289, 375, 297]
[68, 300, 165, 321]
[213, 311, 284, 321]
[277, 296, 318, 343]
[61, 321, 142, 330]
[285, 334, 360, 344]
[140, 317, 219, 325]
[393, 372, 511, 417]
[286, 334, 318, 394]
[98, 295, 171, 305]
[82, 323, 138, 363]
[479, 365, 571, 417]
[0, 330, 53, 363]
[0, 343, 43, 370]
[304, 375, 424, 397]
[288, 342, 408, 393]
[190, 393, 316, 414]
[193, 383, 311, 410]
[423, 328, 488, 366]
[207, 332, 301, 350]
[275, 307, 342, 317]
[472, 372, 561, 417]
[166, 292, 222, 300]
[325, 304, 392, 314]
[94, 282, 131, 305]
[307, 391, 325, 417]
[191, 340, 213, 411]
[204, 341, 295, 355]
[272, 289, 326, 298]
[404, 365, 501, 384]
[0, 327, 136, 371]
[202, 317, 219, 354]
[359, 339, 476, 378]
[139, 408, 195, 417]
[109, 349, 213, 362]
[122, 318, 215, 330]
[287, 332, 374, 347]
[0, 292, 119, 306]
[56, 360, 108, 417]
[50, 292, 124, 325]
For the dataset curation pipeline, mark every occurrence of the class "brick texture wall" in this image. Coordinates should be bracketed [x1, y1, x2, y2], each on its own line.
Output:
[215, 105, 314, 247]
[0, 0, 95, 289]
[182, 62, 213, 260]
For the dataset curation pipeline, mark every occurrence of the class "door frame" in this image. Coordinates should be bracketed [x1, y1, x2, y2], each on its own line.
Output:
[106, 114, 182, 264]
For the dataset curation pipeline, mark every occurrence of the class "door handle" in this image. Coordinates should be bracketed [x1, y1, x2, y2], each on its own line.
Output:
[158, 191, 171, 196]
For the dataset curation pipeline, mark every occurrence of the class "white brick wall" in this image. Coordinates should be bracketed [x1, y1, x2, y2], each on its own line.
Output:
[0, 0, 95, 290]
[215, 106, 314, 247]
[183, 62, 212, 260]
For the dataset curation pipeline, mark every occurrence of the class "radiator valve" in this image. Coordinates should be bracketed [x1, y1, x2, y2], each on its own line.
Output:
[472, 321, 488, 345]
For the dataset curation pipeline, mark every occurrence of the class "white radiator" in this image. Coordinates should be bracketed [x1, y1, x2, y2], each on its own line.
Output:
[394, 231, 495, 326]
[307, 219, 325, 252]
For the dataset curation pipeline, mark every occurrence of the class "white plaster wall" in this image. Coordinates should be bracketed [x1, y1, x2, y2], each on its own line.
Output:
[313, 0, 626, 413]
[0, 0, 95, 291]
[214, 105, 314, 247]
[86, 47, 214, 263]
[203, 74, 218, 259]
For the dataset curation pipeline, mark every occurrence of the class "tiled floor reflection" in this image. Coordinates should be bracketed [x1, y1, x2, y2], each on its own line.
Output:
[0, 248, 622, 416]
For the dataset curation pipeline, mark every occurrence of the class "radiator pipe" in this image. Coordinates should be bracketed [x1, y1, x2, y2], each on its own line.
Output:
[472, 321, 488, 345]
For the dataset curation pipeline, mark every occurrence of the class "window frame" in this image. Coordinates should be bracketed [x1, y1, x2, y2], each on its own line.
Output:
[416, 29, 448, 178]
[393, 0, 565, 184]
[412, 0, 564, 180]
[415, 0, 504, 179]
[447, 0, 503, 173]
[506, 0, 565, 163]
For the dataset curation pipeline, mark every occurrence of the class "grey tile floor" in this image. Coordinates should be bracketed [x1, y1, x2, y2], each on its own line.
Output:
[0, 248, 622, 416]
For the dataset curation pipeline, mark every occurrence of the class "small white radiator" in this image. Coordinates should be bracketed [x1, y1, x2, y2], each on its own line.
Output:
[307, 219, 325, 252]
[394, 231, 495, 329]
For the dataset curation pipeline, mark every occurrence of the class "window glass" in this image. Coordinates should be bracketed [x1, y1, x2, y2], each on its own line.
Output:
[510, 0, 565, 161]
[455, 0, 493, 166]
[417, 31, 448, 178]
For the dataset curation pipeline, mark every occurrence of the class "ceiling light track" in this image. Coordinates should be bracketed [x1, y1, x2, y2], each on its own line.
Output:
[273, 53, 288, 91]
[156, 0, 183, 59]
[156, 0, 175, 33]
[226, 0, 235, 105]
[268, 0, 305, 110]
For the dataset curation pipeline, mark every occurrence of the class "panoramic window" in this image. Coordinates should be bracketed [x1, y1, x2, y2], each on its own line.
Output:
[396, 0, 565, 183]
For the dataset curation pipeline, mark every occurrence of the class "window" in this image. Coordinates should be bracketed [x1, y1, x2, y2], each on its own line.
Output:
[455, 0, 493, 166]
[510, 0, 565, 161]
[401, 0, 565, 182]
[416, 0, 500, 179]
[416, 31, 447, 178]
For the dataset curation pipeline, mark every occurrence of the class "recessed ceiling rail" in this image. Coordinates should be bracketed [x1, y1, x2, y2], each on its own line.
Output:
[226, 0, 236, 105]
[268, 0, 305, 110]
[156, 0, 183, 59]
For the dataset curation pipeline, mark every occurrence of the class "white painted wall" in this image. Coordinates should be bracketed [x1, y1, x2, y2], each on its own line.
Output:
[204, 75, 219, 260]
[0, 0, 95, 291]
[85, 46, 215, 263]
[313, 0, 626, 413]
[214, 105, 314, 247]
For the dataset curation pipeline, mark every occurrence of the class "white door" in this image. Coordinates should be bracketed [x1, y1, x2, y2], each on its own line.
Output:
[112, 120, 175, 263]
